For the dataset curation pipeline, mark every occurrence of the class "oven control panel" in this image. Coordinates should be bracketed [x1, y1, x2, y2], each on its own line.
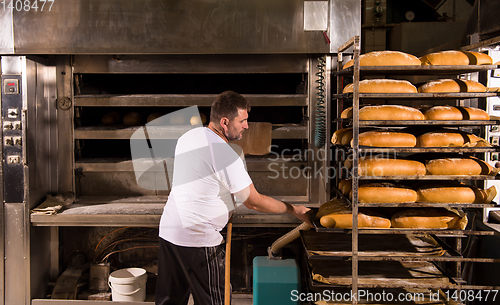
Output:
[1, 75, 24, 203]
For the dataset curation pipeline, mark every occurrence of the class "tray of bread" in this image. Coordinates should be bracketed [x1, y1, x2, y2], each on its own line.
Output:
[337, 104, 500, 126]
[335, 64, 500, 76]
[335, 49, 499, 76]
[331, 124, 500, 153]
[335, 78, 499, 100]
[307, 198, 495, 236]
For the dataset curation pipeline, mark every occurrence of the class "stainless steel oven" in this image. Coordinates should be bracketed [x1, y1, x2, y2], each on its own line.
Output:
[0, 1, 361, 303]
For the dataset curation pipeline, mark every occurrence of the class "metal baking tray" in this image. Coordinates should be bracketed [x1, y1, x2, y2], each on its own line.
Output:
[300, 230, 452, 261]
[357, 202, 498, 208]
[334, 92, 500, 100]
[334, 64, 500, 76]
[307, 209, 494, 236]
[358, 146, 500, 153]
[336, 118, 500, 126]
[332, 144, 500, 153]
[300, 230, 500, 263]
[333, 186, 500, 208]
[356, 175, 500, 181]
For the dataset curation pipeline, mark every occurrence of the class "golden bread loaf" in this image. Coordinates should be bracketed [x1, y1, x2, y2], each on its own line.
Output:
[340, 107, 353, 119]
[425, 157, 495, 176]
[341, 105, 424, 120]
[358, 131, 417, 147]
[391, 209, 467, 229]
[338, 179, 352, 196]
[356, 183, 418, 203]
[418, 79, 486, 93]
[416, 130, 483, 147]
[416, 184, 496, 204]
[331, 128, 352, 145]
[318, 199, 391, 229]
[320, 212, 392, 229]
[464, 51, 493, 65]
[342, 50, 421, 69]
[419, 50, 493, 66]
[353, 156, 426, 177]
[423, 106, 489, 120]
[343, 79, 417, 94]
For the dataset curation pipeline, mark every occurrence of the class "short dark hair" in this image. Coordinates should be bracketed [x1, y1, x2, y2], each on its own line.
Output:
[210, 91, 251, 124]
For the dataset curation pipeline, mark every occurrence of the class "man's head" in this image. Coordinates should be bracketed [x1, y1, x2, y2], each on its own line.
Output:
[210, 91, 250, 141]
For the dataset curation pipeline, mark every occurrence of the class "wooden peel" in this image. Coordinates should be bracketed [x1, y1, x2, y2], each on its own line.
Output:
[230, 122, 272, 155]
[225, 217, 233, 305]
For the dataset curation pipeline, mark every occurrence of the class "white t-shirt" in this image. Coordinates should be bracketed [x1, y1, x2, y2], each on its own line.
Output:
[159, 127, 252, 247]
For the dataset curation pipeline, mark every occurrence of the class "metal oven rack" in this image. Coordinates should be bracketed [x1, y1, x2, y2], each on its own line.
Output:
[304, 36, 500, 304]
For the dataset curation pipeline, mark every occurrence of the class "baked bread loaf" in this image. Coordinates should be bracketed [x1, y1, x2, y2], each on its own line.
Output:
[147, 112, 164, 124]
[356, 183, 418, 203]
[418, 79, 486, 93]
[425, 157, 496, 176]
[391, 208, 467, 229]
[331, 128, 352, 145]
[416, 184, 496, 204]
[358, 131, 417, 147]
[122, 112, 143, 126]
[318, 200, 391, 228]
[420, 50, 493, 66]
[340, 107, 353, 119]
[342, 50, 421, 69]
[465, 51, 494, 65]
[338, 179, 352, 196]
[342, 105, 424, 120]
[101, 111, 122, 125]
[423, 106, 489, 120]
[343, 79, 417, 94]
[335, 128, 375, 146]
[316, 198, 351, 218]
[347, 156, 426, 176]
[320, 211, 392, 229]
[416, 130, 483, 147]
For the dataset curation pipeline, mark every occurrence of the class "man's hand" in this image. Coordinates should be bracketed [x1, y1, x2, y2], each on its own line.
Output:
[287, 203, 312, 227]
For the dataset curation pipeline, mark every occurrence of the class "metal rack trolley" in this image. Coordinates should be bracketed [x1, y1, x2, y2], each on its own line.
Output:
[303, 36, 500, 305]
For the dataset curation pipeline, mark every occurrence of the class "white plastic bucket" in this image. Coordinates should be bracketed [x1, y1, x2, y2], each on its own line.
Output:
[108, 268, 147, 302]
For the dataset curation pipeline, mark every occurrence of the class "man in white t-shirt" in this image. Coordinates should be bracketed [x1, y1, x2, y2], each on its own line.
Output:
[155, 91, 311, 305]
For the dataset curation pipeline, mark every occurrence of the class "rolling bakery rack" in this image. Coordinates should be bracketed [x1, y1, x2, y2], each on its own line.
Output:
[302, 36, 500, 305]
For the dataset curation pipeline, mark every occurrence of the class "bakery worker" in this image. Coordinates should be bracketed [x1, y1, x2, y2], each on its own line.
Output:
[155, 91, 311, 305]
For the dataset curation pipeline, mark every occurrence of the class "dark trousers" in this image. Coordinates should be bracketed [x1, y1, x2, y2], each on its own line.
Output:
[155, 238, 227, 305]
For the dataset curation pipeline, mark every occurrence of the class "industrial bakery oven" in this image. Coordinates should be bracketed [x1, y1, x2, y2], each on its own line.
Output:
[0, 1, 360, 304]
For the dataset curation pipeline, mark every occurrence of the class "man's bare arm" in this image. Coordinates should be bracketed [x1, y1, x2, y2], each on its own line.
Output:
[235, 183, 311, 225]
